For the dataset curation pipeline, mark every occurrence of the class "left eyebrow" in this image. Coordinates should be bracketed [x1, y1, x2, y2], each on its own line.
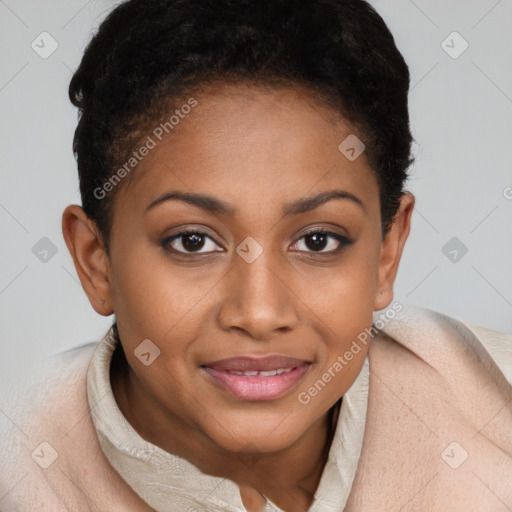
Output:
[282, 189, 365, 216]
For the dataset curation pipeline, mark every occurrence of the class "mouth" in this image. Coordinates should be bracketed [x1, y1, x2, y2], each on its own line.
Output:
[200, 355, 312, 401]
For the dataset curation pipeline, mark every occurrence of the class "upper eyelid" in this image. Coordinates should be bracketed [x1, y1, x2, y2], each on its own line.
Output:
[299, 228, 343, 237]
[164, 227, 224, 247]
[292, 228, 349, 245]
[164, 228, 347, 254]
[165, 231, 223, 250]
[290, 231, 347, 250]
[165, 227, 345, 242]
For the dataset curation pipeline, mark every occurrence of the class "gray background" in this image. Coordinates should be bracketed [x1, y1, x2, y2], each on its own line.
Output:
[1, 0, 511, 388]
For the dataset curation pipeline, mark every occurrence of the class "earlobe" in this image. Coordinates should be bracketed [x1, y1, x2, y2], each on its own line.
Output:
[62, 205, 113, 316]
[373, 192, 415, 311]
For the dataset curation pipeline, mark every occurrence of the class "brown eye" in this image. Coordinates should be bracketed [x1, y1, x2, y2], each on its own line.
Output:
[290, 230, 351, 254]
[182, 233, 205, 251]
[304, 232, 329, 251]
[163, 231, 223, 254]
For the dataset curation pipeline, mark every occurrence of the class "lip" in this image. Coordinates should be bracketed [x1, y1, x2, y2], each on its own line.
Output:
[201, 355, 311, 401]
[203, 355, 310, 372]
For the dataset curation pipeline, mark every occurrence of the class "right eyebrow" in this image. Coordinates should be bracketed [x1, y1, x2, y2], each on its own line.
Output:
[145, 191, 236, 215]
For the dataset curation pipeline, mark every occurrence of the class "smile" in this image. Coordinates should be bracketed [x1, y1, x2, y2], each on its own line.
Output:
[201, 356, 311, 401]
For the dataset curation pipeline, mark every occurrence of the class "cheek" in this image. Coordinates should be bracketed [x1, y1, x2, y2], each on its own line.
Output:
[108, 243, 220, 350]
[292, 239, 380, 327]
[326, 244, 380, 344]
[109, 251, 219, 406]
[290, 240, 379, 388]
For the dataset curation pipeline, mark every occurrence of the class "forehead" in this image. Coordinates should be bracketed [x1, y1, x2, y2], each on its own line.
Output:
[114, 83, 379, 218]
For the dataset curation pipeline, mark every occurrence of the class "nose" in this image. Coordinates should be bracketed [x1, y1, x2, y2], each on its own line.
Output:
[216, 252, 299, 340]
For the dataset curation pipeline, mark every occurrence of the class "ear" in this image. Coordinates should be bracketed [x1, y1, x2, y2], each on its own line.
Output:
[62, 205, 113, 316]
[373, 192, 415, 311]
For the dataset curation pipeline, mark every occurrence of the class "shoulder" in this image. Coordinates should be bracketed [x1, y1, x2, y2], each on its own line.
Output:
[1, 341, 98, 414]
[460, 320, 512, 384]
[1, 340, 97, 403]
[0, 335, 154, 512]
[356, 305, 512, 510]
[0, 340, 98, 509]
[0, 340, 99, 453]
[375, 303, 512, 387]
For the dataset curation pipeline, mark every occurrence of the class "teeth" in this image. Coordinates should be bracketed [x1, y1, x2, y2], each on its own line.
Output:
[227, 368, 294, 376]
[259, 370, 277, 376]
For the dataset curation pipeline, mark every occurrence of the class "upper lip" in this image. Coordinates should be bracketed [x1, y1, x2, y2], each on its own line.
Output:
[202, 356, 311, 372]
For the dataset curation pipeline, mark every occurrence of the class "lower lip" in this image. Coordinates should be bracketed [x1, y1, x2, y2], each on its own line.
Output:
[202, 364, 311, 401]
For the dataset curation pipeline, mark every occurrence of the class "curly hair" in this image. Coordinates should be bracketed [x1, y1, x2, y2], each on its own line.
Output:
[69, 0, 414, 252]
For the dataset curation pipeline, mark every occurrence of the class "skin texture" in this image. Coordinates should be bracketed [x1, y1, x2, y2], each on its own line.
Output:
[62, 84, 414, 512]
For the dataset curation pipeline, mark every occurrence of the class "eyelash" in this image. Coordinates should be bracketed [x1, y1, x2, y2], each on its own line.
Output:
[162, 228, 352, 256]
[290, 228, 352, 254]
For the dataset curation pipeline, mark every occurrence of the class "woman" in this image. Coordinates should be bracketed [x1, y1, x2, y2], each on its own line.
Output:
[1, 0, 511, 510]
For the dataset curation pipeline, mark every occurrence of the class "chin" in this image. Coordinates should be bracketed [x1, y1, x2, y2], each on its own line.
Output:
[202, 409, 308, 455]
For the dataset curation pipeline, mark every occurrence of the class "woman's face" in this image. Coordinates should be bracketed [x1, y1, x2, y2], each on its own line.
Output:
[98, 84, 407, 453]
